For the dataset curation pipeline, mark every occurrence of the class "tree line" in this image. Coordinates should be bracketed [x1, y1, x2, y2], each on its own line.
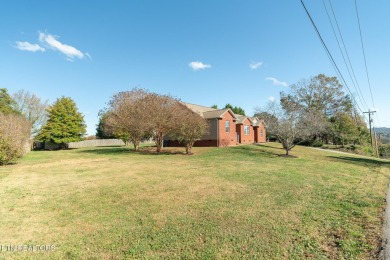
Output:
[0, 88, 86, 165]
[255, 74, 371, 155]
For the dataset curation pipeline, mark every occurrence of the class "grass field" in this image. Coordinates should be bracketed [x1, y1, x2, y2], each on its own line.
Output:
[1, 143, 389, 259]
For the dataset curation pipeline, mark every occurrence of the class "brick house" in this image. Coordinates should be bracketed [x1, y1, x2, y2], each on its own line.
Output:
[165, 103, 266, 147]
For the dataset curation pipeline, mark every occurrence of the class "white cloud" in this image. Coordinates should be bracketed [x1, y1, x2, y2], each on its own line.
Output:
[85, 52, 92, 61]
[249, 61, 263, 70]
[189, 61, 211, 71]
[265, 77, 288, 87]
[39, 32, 84, 60]
[15, 41, 45, 52]
[268, 96, 276, 103]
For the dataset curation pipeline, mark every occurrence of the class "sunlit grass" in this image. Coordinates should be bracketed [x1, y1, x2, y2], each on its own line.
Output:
[0, 143, 389, 259]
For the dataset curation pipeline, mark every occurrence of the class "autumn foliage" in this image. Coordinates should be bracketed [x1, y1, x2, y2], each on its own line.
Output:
[100, 88, 208, 154]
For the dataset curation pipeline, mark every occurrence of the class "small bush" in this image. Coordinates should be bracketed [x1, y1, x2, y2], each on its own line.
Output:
[361, 145, 374, 156]
[0, 113, 31, 165]
[311, 140, 324, 147]
[379, 144, 390, 158]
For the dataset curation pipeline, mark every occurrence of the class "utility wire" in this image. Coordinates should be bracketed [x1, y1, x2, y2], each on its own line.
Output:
[355, 0, 375, 107]
[300, 0, 363, 113]
[325, 0, 369, 111]
[354, 0, 382, 127]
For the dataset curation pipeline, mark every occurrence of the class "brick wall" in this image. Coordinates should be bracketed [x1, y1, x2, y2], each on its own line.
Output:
[218, 111, 237, 146]
[237, 118, 254, 144]
[258, 125, 266, 142]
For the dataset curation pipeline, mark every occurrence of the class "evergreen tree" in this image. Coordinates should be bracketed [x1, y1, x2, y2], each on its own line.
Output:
[37, 97, 86, 146]
[331, 112, 358, 146]
[224, 103, 246, 115]
[96, 113, 114, 139]
[0, 88, 18, 114]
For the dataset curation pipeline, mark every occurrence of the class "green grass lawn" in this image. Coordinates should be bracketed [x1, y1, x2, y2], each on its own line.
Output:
[0, 143, 389, 259]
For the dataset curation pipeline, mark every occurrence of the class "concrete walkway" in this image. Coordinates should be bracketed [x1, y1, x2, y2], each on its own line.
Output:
[309, 147, 373, 158]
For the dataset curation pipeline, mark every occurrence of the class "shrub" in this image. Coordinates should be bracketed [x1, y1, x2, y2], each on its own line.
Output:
[379, 144, 390, 158]
[0, 113, 31, 165]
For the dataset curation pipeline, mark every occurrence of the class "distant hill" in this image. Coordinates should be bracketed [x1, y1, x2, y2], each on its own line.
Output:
[376, 128, 390, 144]
[376, 127, 390, 134]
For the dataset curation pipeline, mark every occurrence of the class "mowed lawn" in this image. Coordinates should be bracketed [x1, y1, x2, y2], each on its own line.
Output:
[1, 143, 389, 259]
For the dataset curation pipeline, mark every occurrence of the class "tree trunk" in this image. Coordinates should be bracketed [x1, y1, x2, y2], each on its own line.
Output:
[133, 140, 140, 151]
[155, 132, 163, 153]
[285, 148, 289, 155]
[186, 141, 194, 154]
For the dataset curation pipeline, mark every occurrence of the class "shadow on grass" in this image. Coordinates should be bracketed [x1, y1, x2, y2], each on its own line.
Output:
[256, 143, 285, 150]
[76, 146, 186, 156]
[229, 145, 279, 158]
[76, 147, 132, 155]
[327, 156, 390, 168]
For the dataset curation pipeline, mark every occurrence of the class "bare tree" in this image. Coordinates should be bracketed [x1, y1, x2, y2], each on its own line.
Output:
[104, 89, 151, 151]
[0, 113, 31, 165]
[171, 105, 208, 154]
[257, 100, 323, 156]
[12, 90, 48, 137]
[143, 93, 182, 153]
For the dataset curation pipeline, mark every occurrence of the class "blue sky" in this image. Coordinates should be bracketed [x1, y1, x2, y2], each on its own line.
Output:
[1, 1, 389, 135]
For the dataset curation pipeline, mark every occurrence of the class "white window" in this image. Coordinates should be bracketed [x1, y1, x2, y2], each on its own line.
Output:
[244, 125, 250, 135]
[225, 121, 230, 132]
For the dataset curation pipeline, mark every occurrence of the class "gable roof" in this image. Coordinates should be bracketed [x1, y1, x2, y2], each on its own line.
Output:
[203, 109, 237, 119]
[182, 102, 237, 120]
[182, 102, 217, 116]
[250, 116, 266, 127]
[235, 114, 253, 124]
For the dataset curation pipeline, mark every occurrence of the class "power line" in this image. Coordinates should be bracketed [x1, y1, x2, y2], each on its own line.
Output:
[355, 0, 375, 107]
[324, 0, 369, 111]
[354, 0, 382, 127]
[299, 0, 364, 114]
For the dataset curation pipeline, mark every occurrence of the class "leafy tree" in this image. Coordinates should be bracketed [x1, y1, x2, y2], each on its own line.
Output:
[103, 88, 210, 153]
[224, 103, 245, 115]
[211, 104, 218, 109]
[103, 89, 152, 150]
[0, 88, 18, 114]
[281, 74, 352, 116]
[12, 90, 48, 137]
[279, 74, 361, 145]
[171, 106, 208, 154]
[256, 100, 324, 155]
[253, 111, 277, 140]
[353, 112, 370, 145]
[144, 93, 182, 153]
[331, 112, 358, 146]
[330, 112, 369, 146]
[96, 112, 115, 139]
[37, 97, 86, 147]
